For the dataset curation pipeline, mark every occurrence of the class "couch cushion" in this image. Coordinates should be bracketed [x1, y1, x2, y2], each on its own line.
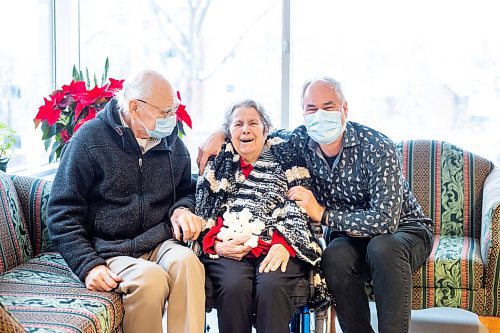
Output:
[0, 253, 123, 333]
[0, 172, 32, 274]
[413, 234, 483, 291]
[10, 176, 54, 255]
[366, 234, 484, 310]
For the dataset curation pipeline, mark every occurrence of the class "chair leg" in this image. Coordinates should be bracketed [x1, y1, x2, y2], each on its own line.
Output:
[314, 309, 327, 333]
[329, 306, 336, 333]
[313, 306, 336, 333]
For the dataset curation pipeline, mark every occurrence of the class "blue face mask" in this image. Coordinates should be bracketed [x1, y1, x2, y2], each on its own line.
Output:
[138, 106, 177, 139]
[304, 108, 346, 144]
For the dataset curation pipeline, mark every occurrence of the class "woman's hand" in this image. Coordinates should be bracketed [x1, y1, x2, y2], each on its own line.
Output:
[287, 185, 324, 222]
[214, 236, 252, 261]
[259, 244, 290, 273]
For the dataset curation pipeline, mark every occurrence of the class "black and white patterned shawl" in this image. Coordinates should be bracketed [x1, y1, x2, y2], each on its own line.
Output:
[194, 137, 322, 264]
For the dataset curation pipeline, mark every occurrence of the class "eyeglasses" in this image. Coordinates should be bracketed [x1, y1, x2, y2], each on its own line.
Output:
[136, 99, 178, 119]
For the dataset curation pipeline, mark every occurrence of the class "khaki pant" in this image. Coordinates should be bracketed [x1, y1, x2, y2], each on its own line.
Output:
[107, 239, 205, 333]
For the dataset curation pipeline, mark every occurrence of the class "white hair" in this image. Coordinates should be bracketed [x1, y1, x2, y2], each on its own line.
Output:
[301, 77, 346, 107]
[116, 70, 165, 113]
[221, 99, 273, 137]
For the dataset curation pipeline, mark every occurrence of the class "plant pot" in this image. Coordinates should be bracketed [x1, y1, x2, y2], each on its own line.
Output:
[0, 156, 11, 172]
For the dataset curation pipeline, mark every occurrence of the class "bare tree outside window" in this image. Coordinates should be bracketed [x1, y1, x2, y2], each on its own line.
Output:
[79, 0, 282, 168]
[148, 0, 280, 123]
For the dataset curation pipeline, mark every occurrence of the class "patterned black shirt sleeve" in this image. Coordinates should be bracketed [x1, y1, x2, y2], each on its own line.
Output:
[291, 123, 430, 237]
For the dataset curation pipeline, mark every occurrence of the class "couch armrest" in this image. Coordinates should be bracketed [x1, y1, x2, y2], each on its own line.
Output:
[481, 168, 500, 280]
[10, 175, 54, 256]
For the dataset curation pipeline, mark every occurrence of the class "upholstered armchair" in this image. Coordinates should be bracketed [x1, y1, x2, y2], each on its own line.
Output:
[396, 140, 500, 316]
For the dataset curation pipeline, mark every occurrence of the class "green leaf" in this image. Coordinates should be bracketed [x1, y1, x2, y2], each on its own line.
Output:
[85, 68, 91, 89]
[41, 121, 66, 140]
[54, 122, 66, 135]
[0, 122, 16, 156]
[103, 57, 109, 83]
[49, 138, 66, 162]
[44, 137, 52, 151]
[177, 121, 185, 138]
[94, 73, 98, 87]
[67, 123, 74, 137]
[41, 121, 56, 140]
[55, 141, 64, 160]
[49, 140, 60, 163]
[72, 65, 79, 81]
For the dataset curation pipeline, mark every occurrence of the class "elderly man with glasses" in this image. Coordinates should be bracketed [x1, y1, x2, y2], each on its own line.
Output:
[48, 70, 205, 333]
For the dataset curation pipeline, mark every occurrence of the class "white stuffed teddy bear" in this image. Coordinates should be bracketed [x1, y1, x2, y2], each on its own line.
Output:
[217, 208, 265, 248]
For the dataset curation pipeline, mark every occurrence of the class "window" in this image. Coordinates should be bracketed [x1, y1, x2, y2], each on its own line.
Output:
[0, 1, 53, 170]
[2, 0, 499, 174]
[290, 0, 500, 164]
[79, 0, 283, 172]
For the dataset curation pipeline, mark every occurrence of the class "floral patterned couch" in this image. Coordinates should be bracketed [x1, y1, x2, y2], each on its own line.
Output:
[362, 140, 500, 316]
[0, 173, 123, 333]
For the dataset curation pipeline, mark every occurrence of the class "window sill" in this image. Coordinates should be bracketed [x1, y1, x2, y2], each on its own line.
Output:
[9, 163, 59, 180]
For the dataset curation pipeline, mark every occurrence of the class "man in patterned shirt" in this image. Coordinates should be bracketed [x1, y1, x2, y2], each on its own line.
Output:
[284, 78, 434, 333]
[198, 77, 434, 333]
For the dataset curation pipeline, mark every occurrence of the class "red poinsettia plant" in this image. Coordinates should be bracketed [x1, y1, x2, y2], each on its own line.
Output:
[34, 59, 192, 162]
[34, 59, 123, 162]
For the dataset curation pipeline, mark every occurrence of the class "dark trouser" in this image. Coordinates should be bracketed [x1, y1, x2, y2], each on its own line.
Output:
[203, 255, 305, 333]
[322, 223, 433, 333]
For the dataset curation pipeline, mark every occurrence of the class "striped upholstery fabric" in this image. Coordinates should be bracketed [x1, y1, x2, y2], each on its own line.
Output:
[411, 286, 485, 315]
[398, 141, 493, 239]
[0, 172, 32, 274]
[0, 174, 124, 332]
[396, 140, 499, 316]
[9, 176, 54, 255]
[0, 253, 124, 333]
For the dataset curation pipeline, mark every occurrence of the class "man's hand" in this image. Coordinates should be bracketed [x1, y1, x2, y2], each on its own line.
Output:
[85, 265, 122, 292]
[259, 244, 290, 273]
[196, 130, 225, 174]
[171, 208, 203, 242]
[214, 236, 252, 261]
[287, 185, 324, 222]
